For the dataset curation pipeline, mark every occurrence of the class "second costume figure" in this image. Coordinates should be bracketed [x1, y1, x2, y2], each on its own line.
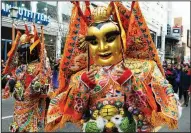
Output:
[2, 25, 52, 132]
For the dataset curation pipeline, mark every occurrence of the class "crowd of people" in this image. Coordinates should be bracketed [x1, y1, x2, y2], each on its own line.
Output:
[163, 61, 191, 107]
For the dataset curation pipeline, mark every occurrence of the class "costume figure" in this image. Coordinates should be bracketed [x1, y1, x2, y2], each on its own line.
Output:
[2, 25, 51, 132]
[46, 1, 180, 132]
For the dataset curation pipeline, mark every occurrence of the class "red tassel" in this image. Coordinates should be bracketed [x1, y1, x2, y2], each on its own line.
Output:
[24, 24, 29, 36]
[84, 1, 91, 25]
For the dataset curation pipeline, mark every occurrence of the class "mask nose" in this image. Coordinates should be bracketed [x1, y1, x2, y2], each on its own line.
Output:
[98, 40, 109, 52]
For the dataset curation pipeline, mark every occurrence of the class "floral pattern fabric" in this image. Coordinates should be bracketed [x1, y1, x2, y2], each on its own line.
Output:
[2, 62, 51, 132]
[46, 58, 178, 132]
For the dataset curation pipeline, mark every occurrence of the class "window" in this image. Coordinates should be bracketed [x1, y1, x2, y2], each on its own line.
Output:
[62, 14, 70, 22]
[37, 2, 57, 20]
[150, 30, 156, 44]
[17, 1, 31, 10]
[187, 30, 190, 48]
[44, 34, 57, 61]
[2, 1, 31, 10]
[157, 36, 161, 48]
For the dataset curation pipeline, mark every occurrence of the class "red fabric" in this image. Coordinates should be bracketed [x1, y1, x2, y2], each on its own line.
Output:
[24, 24, 29, 36]
[116, 68, 132, 85]
[3, 31, 21, 75]
[144, 83, 158, 111]
[24, 73, 35, 89]
[166, 70, 173, 75]
[81, 72, 96, 90]
[187, 69, 191, 75]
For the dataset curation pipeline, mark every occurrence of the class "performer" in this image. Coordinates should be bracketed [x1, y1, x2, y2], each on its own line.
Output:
[46, 1, 180, 132]
[2, 25, 52, 132]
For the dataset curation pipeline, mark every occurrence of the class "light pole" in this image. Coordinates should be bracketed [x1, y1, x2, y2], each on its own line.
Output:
[9, 5, 18, 42]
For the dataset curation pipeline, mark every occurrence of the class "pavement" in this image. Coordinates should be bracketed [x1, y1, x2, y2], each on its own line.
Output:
[1, 98, 190, 132]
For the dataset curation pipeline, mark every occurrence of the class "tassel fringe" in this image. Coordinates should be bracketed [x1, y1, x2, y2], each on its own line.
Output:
[150, 111, 178, 130]
[45, 115, 82, 132]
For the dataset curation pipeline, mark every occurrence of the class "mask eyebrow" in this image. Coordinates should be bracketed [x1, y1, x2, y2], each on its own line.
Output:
[85, 35, 96, 41]
[105, 30, 120, 38]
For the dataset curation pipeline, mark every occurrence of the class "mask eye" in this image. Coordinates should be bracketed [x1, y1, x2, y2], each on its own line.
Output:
[105, 30, 120, 43]
[89, 40, 98, 45]
[85, 36, 98, 45]
[106, 35, 116, 43]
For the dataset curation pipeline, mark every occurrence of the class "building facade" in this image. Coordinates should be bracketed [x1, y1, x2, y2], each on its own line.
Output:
[1, 1, 72, 63]
[2, 1, 171, 63]
[165, 2, 180, 64]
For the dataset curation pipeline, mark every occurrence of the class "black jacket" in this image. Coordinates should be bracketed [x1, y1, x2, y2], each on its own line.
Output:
[180, 70, 191, 91]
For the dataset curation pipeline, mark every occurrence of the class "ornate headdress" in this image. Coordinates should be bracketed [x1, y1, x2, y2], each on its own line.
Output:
[56, 1, 164, 95]
[2, 24, 46, 79]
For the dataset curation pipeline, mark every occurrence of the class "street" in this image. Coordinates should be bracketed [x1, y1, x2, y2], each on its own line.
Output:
[1, 98, 190, 132]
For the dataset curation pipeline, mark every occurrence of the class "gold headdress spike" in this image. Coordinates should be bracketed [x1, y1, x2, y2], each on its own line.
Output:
[91, 6, 111, 23]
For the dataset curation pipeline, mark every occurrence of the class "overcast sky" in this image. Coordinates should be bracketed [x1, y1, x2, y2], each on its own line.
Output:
[172, 2, 190, 42]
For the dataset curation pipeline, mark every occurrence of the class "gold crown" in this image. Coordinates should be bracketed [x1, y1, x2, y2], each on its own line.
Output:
[91, 6, 111, 23]
[20, 34, 33, 45]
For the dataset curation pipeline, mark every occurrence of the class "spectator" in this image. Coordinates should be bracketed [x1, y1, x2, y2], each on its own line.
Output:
[163, 60, 167, 71]
[180, 64, 191, 107]
[174, 64, 183, 98]
[165, 63, 177, 92]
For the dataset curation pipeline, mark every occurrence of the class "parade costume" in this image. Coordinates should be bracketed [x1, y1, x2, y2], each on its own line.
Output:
[46, 1, 179, 132]
[2, 25, 51, 132]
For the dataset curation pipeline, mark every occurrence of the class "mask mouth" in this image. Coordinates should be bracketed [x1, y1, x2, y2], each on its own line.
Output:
[98, 52, 112, 59]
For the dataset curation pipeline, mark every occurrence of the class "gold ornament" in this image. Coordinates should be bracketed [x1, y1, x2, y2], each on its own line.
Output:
[119, 108, 125, 116]
[91, 6, 110, 23]
[99, 105, 118, 120]
[80, 119, 85, 124]
[15, 81, 21, 88]
[138, 114, 144, 120]
[78, 34, 89, 52]
[105, 122, 115, 129]
[92, 110, 99, 119]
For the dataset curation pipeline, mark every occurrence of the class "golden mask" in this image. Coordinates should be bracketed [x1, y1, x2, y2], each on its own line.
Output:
[87, 22, 123, 66]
